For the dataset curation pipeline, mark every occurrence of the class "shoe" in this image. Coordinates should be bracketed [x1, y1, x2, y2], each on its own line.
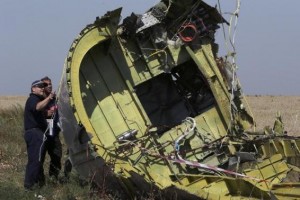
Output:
[24, 184, 34, 192]
[25, 183, 41, 191]
[34, 193, 46, 199]
[25, 187, 33, 192]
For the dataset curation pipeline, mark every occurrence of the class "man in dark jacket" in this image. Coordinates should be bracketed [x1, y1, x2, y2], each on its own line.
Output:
[41, 76, 62, 180]
[24, 80, 55, 190]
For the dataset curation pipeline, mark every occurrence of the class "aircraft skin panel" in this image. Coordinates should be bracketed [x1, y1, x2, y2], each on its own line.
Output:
[88, 45, 132, 138]
[78, 71, 109, 145]
[118, 38, 154, 84]
[78, 41, 148, 147]
[79, 48, 118, 145]
[68, 27, 107, 138]
[194, 107, 227, 139]
[109, 44, 152, 128]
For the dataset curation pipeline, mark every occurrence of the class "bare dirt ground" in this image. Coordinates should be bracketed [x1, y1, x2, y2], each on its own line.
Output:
[0, 95, 299, 135]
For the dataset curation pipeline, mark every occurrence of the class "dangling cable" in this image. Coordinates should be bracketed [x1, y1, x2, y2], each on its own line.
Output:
[229, 0, 240, 53]
[164, 0, 173, 14]
[39, 127, 49, 162]
[56, 61, 67, 99]
[217, 0, 242, 132]
[174, 117, 196, 159]
[217, 0, 230, 56]
[228, 0, 240, 92]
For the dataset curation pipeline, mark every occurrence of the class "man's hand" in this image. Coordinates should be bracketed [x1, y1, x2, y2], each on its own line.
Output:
[47, 109, 55, 117]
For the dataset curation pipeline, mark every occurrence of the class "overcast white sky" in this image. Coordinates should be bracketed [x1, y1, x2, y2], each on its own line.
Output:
[0, 0, 299, 96]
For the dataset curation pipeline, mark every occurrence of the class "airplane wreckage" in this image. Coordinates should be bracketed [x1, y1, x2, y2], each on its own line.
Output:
[57, 0, 300, 199]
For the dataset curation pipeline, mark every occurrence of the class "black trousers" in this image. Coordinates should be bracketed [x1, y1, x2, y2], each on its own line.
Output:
[41, 134, 62, 178]
[24, 128, 45, 189]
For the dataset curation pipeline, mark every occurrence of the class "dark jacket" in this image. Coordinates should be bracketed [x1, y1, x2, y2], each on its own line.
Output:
[24, 93, 48, 132]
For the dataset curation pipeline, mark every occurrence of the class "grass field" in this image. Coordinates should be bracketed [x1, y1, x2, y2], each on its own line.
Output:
[0, 95, 299, 199]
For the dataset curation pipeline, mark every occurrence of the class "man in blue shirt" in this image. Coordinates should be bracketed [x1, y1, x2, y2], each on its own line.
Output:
[24, 80, 55, 190]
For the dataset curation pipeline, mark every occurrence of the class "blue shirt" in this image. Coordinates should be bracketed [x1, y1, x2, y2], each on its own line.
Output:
[24, 93, 48, 132]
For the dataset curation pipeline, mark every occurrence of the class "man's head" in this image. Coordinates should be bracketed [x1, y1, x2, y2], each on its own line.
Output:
[31, 80, 47, 96]
[41, 76, 52, 96]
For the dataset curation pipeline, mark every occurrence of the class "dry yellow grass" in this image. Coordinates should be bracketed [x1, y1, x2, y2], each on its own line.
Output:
[245, 95, 300, 135]
[0, 96, 27, 109]
[0, 95, 299, 135]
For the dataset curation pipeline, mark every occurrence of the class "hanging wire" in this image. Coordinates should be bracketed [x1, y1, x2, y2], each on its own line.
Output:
[227, 0, 240, 125]
[164, 0, 173, 14]
[229, 0, 240, 53]
[229, 0, 240, 113]
[217, 0, 257, 132]
[174, 117, 196, 154]
[56, 61, 67, 99]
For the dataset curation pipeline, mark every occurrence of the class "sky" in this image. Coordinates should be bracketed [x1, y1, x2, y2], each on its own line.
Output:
[0, 0, 299, 96]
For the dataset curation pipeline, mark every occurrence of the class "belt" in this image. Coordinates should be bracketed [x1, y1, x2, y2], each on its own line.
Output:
[25, 127, 44, 132]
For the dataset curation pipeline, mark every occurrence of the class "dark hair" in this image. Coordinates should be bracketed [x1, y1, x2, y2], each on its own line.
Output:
[41, 76, 51, 82]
